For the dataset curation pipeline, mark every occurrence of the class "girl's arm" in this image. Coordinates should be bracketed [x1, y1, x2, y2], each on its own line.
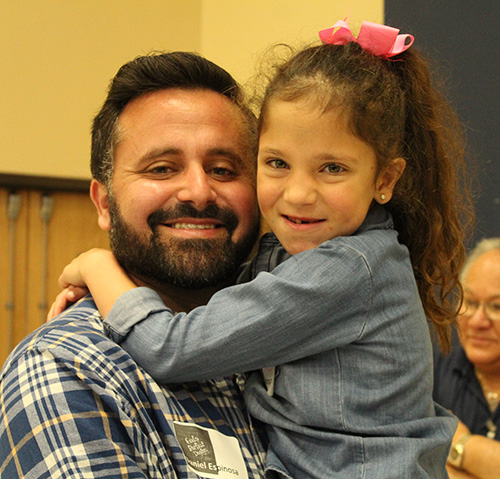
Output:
[103, 243, 372, 383]
[58, 248, 136, 318]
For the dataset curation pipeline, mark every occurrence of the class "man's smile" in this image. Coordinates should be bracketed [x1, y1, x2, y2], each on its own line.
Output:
[167, 222, 222, 230]
[157, 217, 228, 239]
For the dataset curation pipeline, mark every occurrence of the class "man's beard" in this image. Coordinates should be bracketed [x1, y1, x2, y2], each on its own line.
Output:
[107, 197, 259, 289]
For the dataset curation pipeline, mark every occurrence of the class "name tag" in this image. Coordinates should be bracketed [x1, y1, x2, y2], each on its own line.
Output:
[174, 422, 248, 478]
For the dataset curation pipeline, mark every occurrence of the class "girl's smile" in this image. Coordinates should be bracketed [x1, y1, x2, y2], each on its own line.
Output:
[284, 215, 325, 226]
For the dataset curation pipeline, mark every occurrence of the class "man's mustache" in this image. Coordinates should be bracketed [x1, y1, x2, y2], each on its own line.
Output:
[147, 204, 239, 232]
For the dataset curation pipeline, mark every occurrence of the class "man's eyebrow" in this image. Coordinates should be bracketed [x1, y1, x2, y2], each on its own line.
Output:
[136, 147, 249, 170]
[207, 148, 246, 166]
[138, 147, 181, 163]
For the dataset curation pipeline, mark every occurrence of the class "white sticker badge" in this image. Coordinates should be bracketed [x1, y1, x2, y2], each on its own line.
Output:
[173, 422, 249, 478]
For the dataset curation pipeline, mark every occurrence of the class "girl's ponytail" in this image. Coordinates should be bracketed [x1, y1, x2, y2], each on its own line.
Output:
[387, 50, 474, 351]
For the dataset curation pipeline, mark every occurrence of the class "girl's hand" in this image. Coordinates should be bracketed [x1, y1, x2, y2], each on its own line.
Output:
[58, 248, 111, 290]
[47, 286, 89, 321]
[46, 248, 116, 322]
[56, 248, 135, 320]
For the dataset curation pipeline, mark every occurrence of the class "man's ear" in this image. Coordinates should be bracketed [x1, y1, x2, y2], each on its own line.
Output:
[375, 158, 406, 204]
[90, 179, 111, 231]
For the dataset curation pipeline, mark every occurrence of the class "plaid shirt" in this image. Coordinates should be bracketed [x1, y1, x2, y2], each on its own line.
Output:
[0, 296, 265, 478]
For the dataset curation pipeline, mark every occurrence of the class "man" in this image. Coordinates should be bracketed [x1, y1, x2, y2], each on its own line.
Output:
[0, 52, 264, 478]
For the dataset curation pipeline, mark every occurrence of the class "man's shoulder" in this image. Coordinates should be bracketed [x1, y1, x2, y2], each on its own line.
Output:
[1, 295, 116, 378]
[0, 299, 266, 479]
[0, 295, 153, 428]
[0, 295, 240, 404]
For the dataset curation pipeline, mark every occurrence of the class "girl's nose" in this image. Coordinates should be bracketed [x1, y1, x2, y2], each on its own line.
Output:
[283, 175, 317, 205]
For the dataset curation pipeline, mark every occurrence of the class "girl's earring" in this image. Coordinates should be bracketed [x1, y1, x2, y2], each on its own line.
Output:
[380, 194, 386, 201]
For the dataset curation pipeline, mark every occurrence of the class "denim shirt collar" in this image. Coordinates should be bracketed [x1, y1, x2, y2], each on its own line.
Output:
[354, 203, 394, 236]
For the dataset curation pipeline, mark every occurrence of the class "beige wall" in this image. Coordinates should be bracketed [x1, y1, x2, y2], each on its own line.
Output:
[0, 0, 382, 180]
[200, 0, 383, 84]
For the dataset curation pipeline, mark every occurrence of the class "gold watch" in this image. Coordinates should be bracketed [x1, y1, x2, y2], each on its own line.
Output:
[447, 434, 471, 469]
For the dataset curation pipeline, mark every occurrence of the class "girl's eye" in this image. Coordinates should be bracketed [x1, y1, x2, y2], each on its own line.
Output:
[268, 159, 288, 169]
[324, 163, 344, 174]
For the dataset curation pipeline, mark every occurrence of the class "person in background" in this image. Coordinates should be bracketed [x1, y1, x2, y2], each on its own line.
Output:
[54, 19, 474, 478]
[0, 51, 266, 478]
[434, 238, 500, 479]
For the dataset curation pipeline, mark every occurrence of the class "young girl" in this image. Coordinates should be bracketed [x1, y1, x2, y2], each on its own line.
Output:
[55, 19, 473, 478]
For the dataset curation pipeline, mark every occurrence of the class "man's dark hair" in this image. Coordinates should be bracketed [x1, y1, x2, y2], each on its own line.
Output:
[91, 51, 257, 185]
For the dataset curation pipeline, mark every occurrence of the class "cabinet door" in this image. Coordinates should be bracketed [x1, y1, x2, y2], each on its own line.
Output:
[1, 189, 109, 366]
[0, 189, 29, 364]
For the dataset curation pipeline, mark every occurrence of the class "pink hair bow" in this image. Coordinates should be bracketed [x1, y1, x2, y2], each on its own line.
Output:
[319, 18, 414, 59]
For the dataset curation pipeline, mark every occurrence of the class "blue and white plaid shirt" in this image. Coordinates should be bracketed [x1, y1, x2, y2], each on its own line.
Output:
[0, 296, 266, 478]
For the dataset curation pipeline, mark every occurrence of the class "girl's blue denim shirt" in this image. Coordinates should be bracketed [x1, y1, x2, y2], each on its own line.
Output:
[105, 205, 456, 478]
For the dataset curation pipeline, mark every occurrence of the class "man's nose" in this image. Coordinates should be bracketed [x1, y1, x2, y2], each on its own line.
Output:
[176, 164, 218, 207]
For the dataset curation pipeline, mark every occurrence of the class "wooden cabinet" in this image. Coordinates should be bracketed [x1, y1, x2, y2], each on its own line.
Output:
[1, 183, 109, 366]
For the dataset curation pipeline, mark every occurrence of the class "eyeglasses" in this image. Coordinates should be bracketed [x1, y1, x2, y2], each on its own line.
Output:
[460, 297, 500, 322]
